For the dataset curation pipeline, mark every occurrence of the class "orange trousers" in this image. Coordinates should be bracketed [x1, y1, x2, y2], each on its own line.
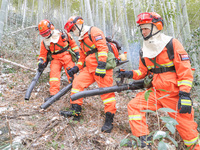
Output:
[70, 67, 116, 114]
[127, 89, 200, 149]
[49, 54, 75, 95]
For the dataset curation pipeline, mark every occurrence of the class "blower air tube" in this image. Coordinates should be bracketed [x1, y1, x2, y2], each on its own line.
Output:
[71, 80, 144, 101]
[40, 83, 72, 109]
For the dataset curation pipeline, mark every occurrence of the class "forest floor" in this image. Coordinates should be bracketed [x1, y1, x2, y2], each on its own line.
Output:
[0, 63, 187, 150]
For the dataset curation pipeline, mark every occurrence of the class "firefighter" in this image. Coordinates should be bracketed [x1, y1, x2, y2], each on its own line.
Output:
[60, 16, 116, 133]
[117, 12, 200, 149]
[37, 20, 80, 102]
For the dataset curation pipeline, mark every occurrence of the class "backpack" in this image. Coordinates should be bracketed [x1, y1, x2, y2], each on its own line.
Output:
[87, 27, 125, 69]
[88, 27, 121, 60]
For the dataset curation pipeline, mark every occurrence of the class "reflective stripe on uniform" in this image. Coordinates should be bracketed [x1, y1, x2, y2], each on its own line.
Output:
[77, 62, 83, 66]
[53, 50, 60, 53]
[103, 97, 116, 104]
[184, 136, 199, 146]
[181, 99, 192, 106]
[96, 68, 106, 74]
[72, 46, 79, 51]
[135, 70, 142, 76]
[160, 61, 174, 67]
[38, 57, 46, 62]
[49, 78, 59, 82]
[178, 80, 192, 87]
[71, 88, 80, 93]
[147, 61, 174, 70]
[91, 44, 96, 49]
[98, 52, 107, 57]
[64, 43, 69, 48]
[129, 115, 142, 120]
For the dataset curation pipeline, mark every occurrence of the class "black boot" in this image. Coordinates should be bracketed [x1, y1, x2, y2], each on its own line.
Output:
[140, 135, 152, 149]
[101, 112, 114, 133]
[60, 104, 82, 121]
[44, 95, 54, 102]
[126, 135, 152, 149]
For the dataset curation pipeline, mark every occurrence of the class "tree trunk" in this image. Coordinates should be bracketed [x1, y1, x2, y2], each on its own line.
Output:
[108, 0, 113, 35]
[95, 0, 99, 27]
[31, 0, 35, 24]
[38, 0, 44, 25]
[123, 0, 130, 39]
[102, 0, 106, 34]
[60, 0, 64, 28]
[181, 0, 191, 40]
[85, 0, 94, 26]
[175, 0, 186, 45]
[116, 0, 131, 67]
[0, 0, 8, 46]
[22, 0, 27, 28]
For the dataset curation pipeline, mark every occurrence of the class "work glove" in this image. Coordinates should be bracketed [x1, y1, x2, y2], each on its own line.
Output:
[75, 52, 80, 61]
[95, 61, 106, 78]
[67, 66, 79, 77]
[117, 69, 133, 79]
[178, 91, 192, 114]
[37, 58, 46, 72]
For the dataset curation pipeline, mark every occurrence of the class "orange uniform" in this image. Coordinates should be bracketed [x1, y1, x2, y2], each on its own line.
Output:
[127, 38, 200, 149]
[38, 31, 80, 95]
[70, 27, 116, 114]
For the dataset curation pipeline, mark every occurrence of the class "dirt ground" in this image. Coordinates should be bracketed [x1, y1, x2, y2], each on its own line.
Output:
[0, 65, 187, 150]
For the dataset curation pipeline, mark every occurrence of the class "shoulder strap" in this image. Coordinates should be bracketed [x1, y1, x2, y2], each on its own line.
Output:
[54, 43, 64, 49]
[166, 38, 174, 60]
[139, 49, 146, 67]
[43, 40, 50, 51]
[88, 26, 93, 42]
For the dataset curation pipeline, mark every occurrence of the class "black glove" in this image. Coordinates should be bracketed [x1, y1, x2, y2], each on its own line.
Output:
[75, 52, 80, 61]
[37, 58, 45, 72]
[95, 61, 106, 78]
[178, 91, 192, 114]
[117, 70, 133, 79]
[67, 66, 79, 77]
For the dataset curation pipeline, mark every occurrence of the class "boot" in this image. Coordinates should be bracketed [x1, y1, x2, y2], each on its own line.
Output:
[126, 135, 152, 149]
[101, 112, 114, 133]
[140, 135, 152, 149]
[44, 95, 54, 102]
[60, 104, 82, 121]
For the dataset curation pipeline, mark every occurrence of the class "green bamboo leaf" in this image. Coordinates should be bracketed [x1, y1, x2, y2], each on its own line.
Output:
[158, 89, 171, 92]
[158, 108, 177, 113]
[144, 90, 153, 101]
[140, 109, 155, 113]
[166, 123, 175, 134]
[153, 131, 167, 140]
[160, 116, 179, 125]
[166, 135, 178, 147]
[120, 138, 130, 147]
[158, 141, 168, 150]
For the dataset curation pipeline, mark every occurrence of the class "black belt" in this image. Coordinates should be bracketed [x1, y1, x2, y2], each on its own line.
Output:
[150, 66, 175, 74]
[51, 46, 69, 55]
[86, 48, 98, 56]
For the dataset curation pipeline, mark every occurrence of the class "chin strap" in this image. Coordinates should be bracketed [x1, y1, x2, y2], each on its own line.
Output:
[141, 24, 161, 41]
[45, 30, 54, 39]
[75, 24, 84, 36]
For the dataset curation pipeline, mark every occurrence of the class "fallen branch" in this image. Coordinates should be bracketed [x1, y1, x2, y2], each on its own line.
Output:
[6, 117, 13, 150]
[0, 58, 36, 72]
[10, 25, 37, 34]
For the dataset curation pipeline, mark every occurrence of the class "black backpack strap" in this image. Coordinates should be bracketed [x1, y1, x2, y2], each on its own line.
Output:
[139, 49, 146, 67]
[88, 26, 93, 42]
[166, 38, 174, 60]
